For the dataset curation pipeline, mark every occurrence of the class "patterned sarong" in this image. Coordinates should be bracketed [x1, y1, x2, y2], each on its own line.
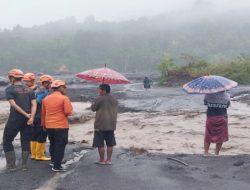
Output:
[205, 116, 228, 143]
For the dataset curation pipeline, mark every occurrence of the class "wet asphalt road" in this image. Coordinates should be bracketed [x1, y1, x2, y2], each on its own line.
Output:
[0, 145, 250, 190]
[57, 149, 250, 190]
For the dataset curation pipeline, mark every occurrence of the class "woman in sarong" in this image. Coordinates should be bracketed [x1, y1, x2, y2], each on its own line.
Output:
[204, 91, 230, 156]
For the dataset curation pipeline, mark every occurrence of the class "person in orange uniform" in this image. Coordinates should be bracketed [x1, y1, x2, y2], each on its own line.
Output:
[42, 80, 73, 172]
[23, 73, 51, 161]
[23, 73, 38, 91]
[3, 69, 37, 171]
[30, 75, 53, 161]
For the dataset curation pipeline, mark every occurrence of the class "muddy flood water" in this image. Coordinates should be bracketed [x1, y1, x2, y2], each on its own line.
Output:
[0, 80, 250, 190]
[1, 81, 250, 156]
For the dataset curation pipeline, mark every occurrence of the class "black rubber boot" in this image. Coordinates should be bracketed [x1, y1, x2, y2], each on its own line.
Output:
[5, 151, 17, 172]
[22, 151, 29, 171]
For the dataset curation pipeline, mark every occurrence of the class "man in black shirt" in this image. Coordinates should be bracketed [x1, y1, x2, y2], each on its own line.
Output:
[3, 69, 37, 171]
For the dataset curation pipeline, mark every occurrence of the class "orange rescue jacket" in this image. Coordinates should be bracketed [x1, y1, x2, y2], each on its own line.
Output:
[41, 91, 73, 129]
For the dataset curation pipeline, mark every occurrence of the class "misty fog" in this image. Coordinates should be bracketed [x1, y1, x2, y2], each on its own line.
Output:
[0, 0, 250, 74]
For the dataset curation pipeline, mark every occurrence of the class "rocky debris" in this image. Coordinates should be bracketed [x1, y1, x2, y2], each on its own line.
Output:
[124, 72, 160, 82]
[0, 114, 8, 124]
[66, 87, 127, 102]
[229, 86, 250, 97]
[129, 146, 148, 156]
[233, 160, 245, 167]
[232, 94, 250, 105]
[0, 76, 8, 86]
[166, 71, 193, 87]
[0, 111, 94, 125]
[68, 112, 94, 124]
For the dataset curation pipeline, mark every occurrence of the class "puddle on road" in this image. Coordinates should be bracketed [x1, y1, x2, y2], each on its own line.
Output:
[35, 149, 88, 190]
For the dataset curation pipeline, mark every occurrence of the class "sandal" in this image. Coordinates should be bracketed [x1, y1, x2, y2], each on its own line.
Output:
[105, 161, 112, 165]
[95, 161, 106, 165]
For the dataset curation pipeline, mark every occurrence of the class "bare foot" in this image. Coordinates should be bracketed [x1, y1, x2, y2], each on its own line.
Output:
[95, 161, 106, 165]
[203, 152, 213, 157]
[105, 160, 112, 165]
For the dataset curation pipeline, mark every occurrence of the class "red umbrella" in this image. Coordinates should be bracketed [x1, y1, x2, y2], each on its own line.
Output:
[76, 66, 130, 84]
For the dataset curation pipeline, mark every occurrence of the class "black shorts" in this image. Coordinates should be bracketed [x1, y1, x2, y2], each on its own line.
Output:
[93, 130, 116, 147]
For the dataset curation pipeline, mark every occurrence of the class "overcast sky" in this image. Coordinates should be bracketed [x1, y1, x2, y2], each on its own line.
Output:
[1, 0, 250, 29]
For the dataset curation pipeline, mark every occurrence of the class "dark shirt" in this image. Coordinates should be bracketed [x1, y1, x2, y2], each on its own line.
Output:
[204, 100, 230, 117]
[5, 84, 35, 117]
[206, 107, 227, 117]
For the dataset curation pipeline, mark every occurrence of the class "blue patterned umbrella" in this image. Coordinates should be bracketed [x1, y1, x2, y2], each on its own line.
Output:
[183, 75, 238, 94]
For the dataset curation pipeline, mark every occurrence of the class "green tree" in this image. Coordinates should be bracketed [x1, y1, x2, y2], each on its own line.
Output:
[157, 55, 174, 84]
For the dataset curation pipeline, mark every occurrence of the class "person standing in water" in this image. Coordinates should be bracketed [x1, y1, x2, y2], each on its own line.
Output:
[143, 76, 152, 90]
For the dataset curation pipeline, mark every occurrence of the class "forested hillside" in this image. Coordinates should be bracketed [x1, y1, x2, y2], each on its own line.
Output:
[0, 9, 250, 74]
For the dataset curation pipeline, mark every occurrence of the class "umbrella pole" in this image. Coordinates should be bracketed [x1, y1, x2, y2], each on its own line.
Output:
[103, 64, 106, 83]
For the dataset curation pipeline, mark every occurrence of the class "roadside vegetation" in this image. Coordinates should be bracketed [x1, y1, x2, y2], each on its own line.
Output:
[157, 55, 250, 86]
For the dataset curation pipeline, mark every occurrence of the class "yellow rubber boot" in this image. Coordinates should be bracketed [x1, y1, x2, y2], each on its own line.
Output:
[35, 142, 51, 161]
[30, 141, 37, 160]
